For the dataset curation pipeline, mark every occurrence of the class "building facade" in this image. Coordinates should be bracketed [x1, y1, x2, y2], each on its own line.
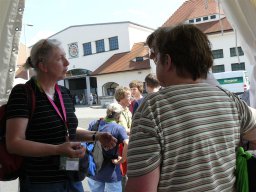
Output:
[47, 21, 154, 105]
[162, 0, 253, 77]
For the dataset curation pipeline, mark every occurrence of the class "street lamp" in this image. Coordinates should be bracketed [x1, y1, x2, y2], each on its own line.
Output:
[23, 24, 33, 80]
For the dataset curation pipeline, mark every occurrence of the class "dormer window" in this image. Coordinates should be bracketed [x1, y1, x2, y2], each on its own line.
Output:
[135, 57, 143, 62]
[203, 16, 208, 21]
[210, 15, 216, 19]
[196, 18, 201, 22]
[189, 19, 194, 23]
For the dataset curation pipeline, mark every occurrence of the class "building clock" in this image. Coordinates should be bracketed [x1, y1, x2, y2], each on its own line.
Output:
[68, 42, 79, 58]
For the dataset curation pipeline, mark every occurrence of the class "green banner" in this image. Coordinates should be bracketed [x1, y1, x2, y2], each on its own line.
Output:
[217, 77, 243, 84]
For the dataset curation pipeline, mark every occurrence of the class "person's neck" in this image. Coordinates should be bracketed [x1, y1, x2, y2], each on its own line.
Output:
[151, 87, 160, 93]
[119, 102, 128, 109]
[164, 76, 201, 86]
[36, 75, 56, 96]
[134, 94, 143, 100]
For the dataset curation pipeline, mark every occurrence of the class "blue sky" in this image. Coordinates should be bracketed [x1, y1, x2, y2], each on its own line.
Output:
[21, 0, 186, 46]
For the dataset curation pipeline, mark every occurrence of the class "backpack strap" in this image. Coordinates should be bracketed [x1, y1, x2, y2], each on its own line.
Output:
[91, 118, 103, 132]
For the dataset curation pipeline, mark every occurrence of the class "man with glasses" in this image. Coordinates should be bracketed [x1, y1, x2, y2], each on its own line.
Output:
[126, 24, 256, 192]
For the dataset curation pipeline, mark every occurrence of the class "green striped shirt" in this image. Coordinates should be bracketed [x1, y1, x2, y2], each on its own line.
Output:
[127, 83, 255, 192]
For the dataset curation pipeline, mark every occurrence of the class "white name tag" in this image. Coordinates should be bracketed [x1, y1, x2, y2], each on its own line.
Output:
[60, 156, 79, 171]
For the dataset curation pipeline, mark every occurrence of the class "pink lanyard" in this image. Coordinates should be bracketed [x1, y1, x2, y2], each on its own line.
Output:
[46, 84, 69, 140]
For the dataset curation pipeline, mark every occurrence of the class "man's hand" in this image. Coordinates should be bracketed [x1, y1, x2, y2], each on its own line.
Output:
[97, 132, 117, 150]
[112, 156, 123, 164]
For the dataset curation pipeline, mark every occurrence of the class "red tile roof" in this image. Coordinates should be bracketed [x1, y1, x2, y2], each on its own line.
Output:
[162, 0, 233, 34]
[91, 42, 150, 76]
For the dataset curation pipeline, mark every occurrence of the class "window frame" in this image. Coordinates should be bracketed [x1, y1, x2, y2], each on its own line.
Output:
[212, 49, 224, 59]
[95, 39, 105, 53]
[109, 36, 119, 51]
[230, 47, 244, 57]
[212, 64, 225, 73]
[83, 42, 92, 56]
[203, 16, 208, 21]
[231, 62, 245, 71]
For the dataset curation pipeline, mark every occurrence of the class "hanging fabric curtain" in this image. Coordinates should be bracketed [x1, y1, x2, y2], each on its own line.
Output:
[0, 0, 25, 105]
[219, 0, 256, 107]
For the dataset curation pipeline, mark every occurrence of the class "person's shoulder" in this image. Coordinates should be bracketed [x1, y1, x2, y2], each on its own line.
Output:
[11, 82, 33, 96]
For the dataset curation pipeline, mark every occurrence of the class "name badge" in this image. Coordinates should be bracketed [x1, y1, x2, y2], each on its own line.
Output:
[60, 156, 79, 171]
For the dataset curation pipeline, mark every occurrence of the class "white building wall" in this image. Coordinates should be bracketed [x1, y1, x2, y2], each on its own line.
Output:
[96, 69, 151, 96]
[49, 22, 153, 72]
[128, 24, 154, 50]
[208, 31, 253, 77]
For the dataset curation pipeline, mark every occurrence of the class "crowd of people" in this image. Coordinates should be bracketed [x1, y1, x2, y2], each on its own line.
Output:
[5, 23, 256, 192]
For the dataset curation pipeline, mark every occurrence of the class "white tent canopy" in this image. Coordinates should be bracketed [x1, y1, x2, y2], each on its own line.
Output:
[0, 0, 24, 105]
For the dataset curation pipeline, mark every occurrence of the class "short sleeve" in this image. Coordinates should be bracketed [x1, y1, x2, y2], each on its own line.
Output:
[127, 106, 162, 177]
[236, 98, 256, 135]
[217, 88, 256, 136]
[88, 120, 98, 131]
[117, 125, 128, 142]
[6, 84, 30, 119]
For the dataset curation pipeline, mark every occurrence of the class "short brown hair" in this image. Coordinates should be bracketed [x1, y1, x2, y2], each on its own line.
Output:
[129, 80, 144, 93]
[148, 24, 213, 80]
[114, 86, 130, 102]
[145, 73, 160, 88]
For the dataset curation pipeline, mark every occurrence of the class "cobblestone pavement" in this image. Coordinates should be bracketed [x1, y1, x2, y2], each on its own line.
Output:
[0, 105, 106, 192]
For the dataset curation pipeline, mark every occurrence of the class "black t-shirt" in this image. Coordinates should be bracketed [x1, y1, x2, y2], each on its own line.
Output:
[6, 78, 78, 183]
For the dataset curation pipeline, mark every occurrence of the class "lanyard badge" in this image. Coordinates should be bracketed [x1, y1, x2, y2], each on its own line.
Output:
[45, 85, 79, 171]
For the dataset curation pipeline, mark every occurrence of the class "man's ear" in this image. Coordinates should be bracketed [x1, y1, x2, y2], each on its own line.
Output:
[38, 62, 48, 73]
[165, 54, 172, 71]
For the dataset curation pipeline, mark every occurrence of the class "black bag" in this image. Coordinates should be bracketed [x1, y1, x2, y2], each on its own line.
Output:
[0, 84, 35, 181]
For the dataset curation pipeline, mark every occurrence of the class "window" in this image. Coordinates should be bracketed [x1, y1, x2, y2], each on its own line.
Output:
[189, 19, 194, 23]
[231, 62, 245, 71]
[203, 16, 208, 21]
[230, 47, 244, 57]
[95, 39, 105, 53]
[196, 18, 201, 22]
[135, 57, 143, 62]
[83, 42, 92, 56]
[210, 15, 216, 19]
[212, 49, 224, 59]
[109, 36, 119, 50]
[212, 65, 225, 73]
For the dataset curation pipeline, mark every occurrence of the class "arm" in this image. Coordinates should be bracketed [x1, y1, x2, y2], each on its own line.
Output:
[112, 139, 129, 164]
[242, 107, 256, 148]
[6, 118, 84, 158]
[121, 139, 128, 163]
[76, 127, 117, 149]
[126, 166, 160, 192]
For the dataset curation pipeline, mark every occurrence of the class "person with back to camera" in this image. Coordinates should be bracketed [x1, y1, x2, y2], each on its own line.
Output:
[5, 39, 117, 192]
[144, 73, 161, 94]
[126, 24, 256, 192]
[87, 103, 129, 192]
